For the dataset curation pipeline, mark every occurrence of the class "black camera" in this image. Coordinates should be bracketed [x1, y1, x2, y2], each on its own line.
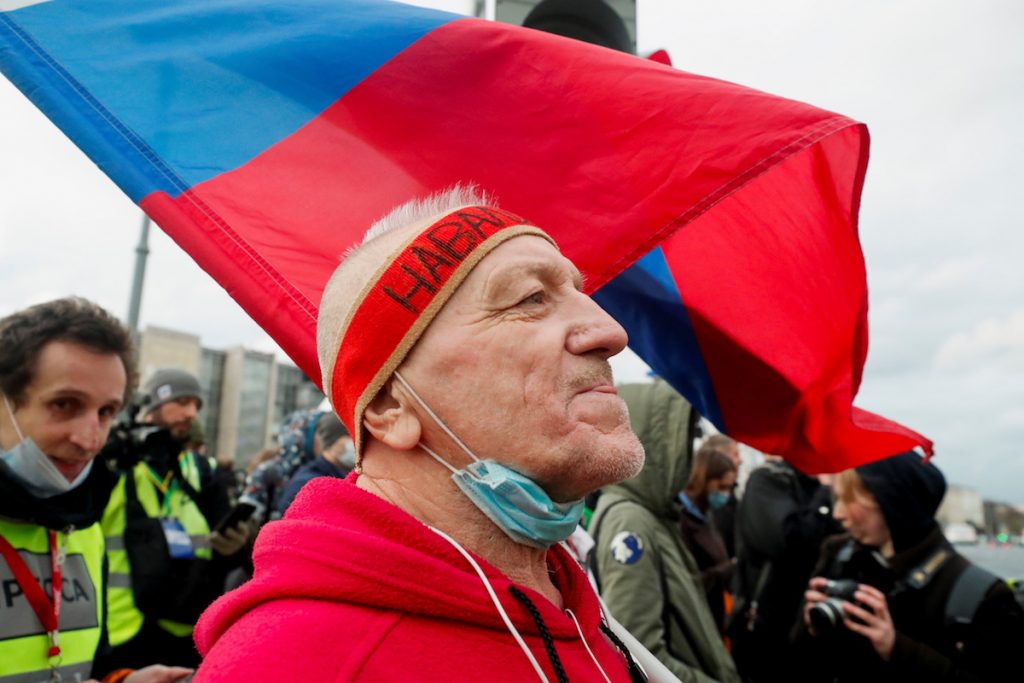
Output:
[808, 579, 862, 635]
[99, 401, 181, 471]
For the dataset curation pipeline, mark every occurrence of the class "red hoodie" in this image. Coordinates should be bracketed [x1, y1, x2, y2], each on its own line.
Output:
[194, 474, 637, 681]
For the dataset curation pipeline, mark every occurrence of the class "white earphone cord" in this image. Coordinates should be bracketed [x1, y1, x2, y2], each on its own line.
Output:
[428, 526, 550, 683]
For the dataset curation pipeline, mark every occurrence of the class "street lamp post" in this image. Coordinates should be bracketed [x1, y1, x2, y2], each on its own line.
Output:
[126, 214, 150, 335]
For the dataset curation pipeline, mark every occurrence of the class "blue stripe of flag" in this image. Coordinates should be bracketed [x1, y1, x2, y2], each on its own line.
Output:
[595, 247, 725, 429]
[0, 0, 458, 201]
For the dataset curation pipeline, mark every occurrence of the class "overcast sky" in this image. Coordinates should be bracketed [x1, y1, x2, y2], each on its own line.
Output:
[1, 1, 1021, 503]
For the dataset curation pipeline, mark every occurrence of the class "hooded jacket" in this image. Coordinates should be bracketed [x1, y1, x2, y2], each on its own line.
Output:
[590, 380, 740, 683]
[792, 452, 1024, 682]
[193, 474, 640, 682]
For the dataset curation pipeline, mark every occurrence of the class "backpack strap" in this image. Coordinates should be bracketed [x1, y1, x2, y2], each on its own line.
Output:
[122, 465, 148, 521]
[587, 498, 634, 592]
[945, 563, 1000, 627]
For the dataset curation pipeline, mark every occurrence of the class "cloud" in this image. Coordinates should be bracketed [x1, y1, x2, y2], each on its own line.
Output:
[913, 256, 985, 293]
[934, 309, 1024, 372]
[4, 0, 1023, 505]
[612, 347, 654, 385]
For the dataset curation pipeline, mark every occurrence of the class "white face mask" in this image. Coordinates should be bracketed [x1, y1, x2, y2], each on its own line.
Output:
[338, 441, 356, 469]
[1, 396, 93, 498]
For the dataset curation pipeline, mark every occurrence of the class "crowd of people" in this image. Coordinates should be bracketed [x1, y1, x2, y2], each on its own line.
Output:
[4, 186, 1023, 682]
[0, 13, 1020, 682]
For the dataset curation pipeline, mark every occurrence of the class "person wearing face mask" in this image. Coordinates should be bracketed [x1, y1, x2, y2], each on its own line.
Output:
[274, 412, 355, 515]
[677, 446, 739, 634]
[191, 187, 669, 682]
[792, 451, 1024, 682]
[0, 298, 192, 683]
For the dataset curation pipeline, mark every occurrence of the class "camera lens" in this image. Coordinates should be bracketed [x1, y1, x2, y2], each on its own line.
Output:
[809, 597, 846, 635]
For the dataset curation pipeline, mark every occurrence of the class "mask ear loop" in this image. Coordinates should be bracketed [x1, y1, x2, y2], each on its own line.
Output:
[2, 396, 26, 442]
[418, 441, 468, 477]
[393, 371, 483, 471]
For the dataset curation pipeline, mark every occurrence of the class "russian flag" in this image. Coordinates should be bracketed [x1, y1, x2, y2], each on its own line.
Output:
[0, 0, 931, 472]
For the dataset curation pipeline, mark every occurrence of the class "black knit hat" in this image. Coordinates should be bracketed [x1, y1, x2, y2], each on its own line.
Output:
[142, 368, 203, 414]
[523, 0, 633, 54]
[856, 451, 946, 552]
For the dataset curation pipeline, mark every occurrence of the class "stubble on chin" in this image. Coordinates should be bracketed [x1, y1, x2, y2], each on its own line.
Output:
[548, 424, 644, 502]
[597, 426, 646, 483]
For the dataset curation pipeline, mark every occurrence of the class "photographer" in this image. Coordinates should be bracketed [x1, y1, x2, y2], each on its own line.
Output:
[0, 298, 190, 683]
[727, 457, 840, 682]
[793, 451, 1024, 682]
[100, 369, 254, 670]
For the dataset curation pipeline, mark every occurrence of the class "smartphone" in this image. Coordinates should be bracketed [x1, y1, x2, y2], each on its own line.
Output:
[212, 502, 256, 535]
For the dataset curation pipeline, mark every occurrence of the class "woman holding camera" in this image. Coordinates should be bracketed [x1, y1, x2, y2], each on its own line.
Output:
[792, 451, 1023, 682]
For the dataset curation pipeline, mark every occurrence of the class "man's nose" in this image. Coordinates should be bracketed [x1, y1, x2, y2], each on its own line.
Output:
[70, 415, 104, 453]
[566, 294, 629, 359]
[182, 402, 198, 419]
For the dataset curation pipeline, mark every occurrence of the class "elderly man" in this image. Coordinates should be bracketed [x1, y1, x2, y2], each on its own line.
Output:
[194, 188, 652, 681]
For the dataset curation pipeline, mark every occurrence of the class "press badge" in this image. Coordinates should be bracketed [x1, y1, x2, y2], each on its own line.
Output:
[160, 519, 196, 559]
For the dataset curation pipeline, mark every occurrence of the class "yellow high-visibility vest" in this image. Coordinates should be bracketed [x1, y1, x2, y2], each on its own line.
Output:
[0, 520, 104, 683]
[101, 451, 212, 645]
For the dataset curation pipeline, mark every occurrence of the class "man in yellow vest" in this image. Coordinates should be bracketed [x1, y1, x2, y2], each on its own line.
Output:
[0, 297, 191, 683]
[102, 368, 252, 670]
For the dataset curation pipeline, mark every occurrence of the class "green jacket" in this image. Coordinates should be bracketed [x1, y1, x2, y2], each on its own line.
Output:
[591, 379, 739, 683]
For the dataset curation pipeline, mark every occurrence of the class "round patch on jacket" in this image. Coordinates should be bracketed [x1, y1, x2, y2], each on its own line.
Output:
[610, 531, 644, 565]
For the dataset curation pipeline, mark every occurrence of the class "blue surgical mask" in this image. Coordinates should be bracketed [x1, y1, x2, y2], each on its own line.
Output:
[393, 372, 584, 550]
[707, 490, 731, 510]
[2, 396, 93, 497]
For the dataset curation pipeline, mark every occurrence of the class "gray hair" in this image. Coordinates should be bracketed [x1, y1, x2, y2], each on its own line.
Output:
[357, 183, 492, 251]
[317, 184, 496, 399]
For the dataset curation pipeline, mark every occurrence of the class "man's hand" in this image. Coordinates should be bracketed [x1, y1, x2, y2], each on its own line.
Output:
[124, 665, 194, 682]
[802, 576, 831, 635]
[841, 584, 896, 661]
[209, 519, 254, 556]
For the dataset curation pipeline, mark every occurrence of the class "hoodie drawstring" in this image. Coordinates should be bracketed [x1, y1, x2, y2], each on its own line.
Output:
[509, 586, 570, 683]
[598, 621, 649, 683]
[508, 586, 649, 683]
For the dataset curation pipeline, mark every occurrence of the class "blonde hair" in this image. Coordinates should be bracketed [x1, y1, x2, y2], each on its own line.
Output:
[834, 468, 874, 505]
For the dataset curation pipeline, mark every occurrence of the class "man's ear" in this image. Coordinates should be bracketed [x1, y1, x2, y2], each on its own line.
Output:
[363, 379, 421, 451]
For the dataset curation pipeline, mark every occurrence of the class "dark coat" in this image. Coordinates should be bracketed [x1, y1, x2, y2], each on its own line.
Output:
[792, 526, 1024, 683]
[727, 460, 839, 682]
[710, 490, 738, 558]
[680, 500, 734, 632]
[276, 455, 350, 515]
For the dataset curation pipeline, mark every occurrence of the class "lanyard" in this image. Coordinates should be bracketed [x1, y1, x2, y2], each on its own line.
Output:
[0, 529, 66, 661]
[143, 463, 174, 493]
[143, 464, 179, 518]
